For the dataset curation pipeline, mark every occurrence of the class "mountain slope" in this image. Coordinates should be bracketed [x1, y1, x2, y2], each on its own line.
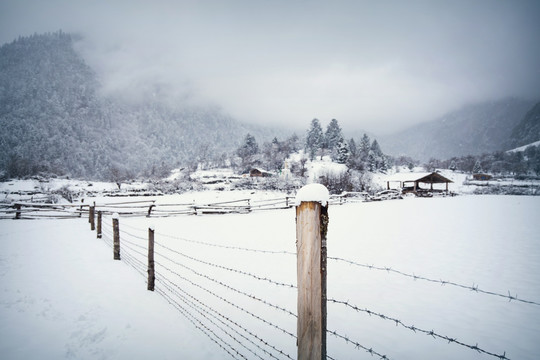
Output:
[508, 101, 540, 149]
[0, 32, 280, 180]
[379, 98, 536, 162]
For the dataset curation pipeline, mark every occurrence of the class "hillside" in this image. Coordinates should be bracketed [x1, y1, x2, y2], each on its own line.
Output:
[508, 101, 540, 149]
[380, 98, 537, 162]
[0, 32, 281, 180]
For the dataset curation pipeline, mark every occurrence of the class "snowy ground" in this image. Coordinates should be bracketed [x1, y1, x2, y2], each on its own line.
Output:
[1, 195, 539, 359]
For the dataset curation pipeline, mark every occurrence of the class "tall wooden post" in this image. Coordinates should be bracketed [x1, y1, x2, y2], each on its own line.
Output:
[96, 211, 102, 239]
[147, 227, 155, 291]
[296, 200, 329, 360]
[89, 206, 95, 231]
[113, 214, 120, 260]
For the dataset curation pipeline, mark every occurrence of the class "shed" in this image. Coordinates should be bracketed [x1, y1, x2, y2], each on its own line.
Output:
[249, 168, 273, 177]
[473, 173, 492, 181]
[387, 172, 453, 195]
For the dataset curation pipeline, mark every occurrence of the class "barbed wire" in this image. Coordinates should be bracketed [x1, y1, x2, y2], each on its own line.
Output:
[327, 329, 389, 360]
[119, 228, 148, 243]
[116, 221, 146, 233]
[156, 264, 296, 339]
[121, 236, 148, 252]
[155, 241, 297, 289]
[154, 249, 297, 318]
[328, 256, 540, 306]
[101, 228, 114, 249]
[121, 241, 147, 262]
[157, 274, 293, 359]
[155, 230, 296, 255]
[328, 298, 510, 360]
[157, 275, 290, 360]
[121, 247, 147, 279]
[155, 287, 243, 360]
[157, 278, 256, 360]
[121, 252, 147, 278]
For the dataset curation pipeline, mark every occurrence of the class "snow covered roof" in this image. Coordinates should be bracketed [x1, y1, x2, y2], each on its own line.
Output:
[385, 172, 453, 183]
[385, 172, 432, 182]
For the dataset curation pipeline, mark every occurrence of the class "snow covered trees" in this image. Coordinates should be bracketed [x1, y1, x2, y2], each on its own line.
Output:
[236, 133, 260, 172]
[305, 118, 351, 163]
[305, 119, 324, 160]
[345, 133, 389, 172]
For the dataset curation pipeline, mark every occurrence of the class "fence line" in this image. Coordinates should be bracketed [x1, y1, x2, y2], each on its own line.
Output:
[156, 273, 292, 360]
[328, 256, 540, 307]
[156, 230, 296, 255]
[158, 276, 254, 360]
[154, 249, 297, 319]
[327, 329, 389, 360]
[155, 286, 246, 360]
[155, 241, 297, 289]
[157, 260, 296, 339]
[328, 298, 509, 360]
[98, 211, 531, 359]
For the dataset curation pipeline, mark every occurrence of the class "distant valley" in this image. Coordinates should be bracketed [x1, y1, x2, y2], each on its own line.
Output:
[1, 31, 539, 180]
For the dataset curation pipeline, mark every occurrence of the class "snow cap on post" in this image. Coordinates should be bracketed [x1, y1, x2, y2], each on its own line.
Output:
[295, 183, 330, 206]
[112, 212, 119, 220]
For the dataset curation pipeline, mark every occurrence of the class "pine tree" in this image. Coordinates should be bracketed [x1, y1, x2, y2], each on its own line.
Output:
[370, 139, 383, 157]
[473, 160, 482, 174]
[305, 118, 324, 160]
[236, 133, 259, 171]
[324, 119, 343, 151]
[367, 151, 376, 172]
[348, 138, 357, 159]
[359, 133, 371, 159]
[336, 137, 350, 164]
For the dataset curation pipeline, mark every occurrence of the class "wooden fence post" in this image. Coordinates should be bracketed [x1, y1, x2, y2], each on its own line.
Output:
[89, 205, 95, 231]
[113, 214, 120, 260]
[296, 185, 329, 360]
[14, 204, 21, 219]
[96, 211, 102, 239]
[147, 226, 155, 291]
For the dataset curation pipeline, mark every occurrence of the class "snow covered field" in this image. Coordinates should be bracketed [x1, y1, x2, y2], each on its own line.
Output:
[1, 194, 539, 359]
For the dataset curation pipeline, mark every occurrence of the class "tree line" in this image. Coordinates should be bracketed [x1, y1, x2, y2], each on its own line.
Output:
[234, 118, 391, 175]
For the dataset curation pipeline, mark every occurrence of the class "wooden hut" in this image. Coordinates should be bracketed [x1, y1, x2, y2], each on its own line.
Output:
[473, 173, 492, 181]
[249, 168, 273, 177]
[387, 172, 453, 195]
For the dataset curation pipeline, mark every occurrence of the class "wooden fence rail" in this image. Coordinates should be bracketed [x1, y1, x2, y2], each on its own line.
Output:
[1, 192, 371, 220]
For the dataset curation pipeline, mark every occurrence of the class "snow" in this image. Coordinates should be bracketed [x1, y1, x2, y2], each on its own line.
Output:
[507, 140, 540, 153]
[306, 156, 347, 183]
[1, 194, 540, 359]
[295, 183, 330, 206]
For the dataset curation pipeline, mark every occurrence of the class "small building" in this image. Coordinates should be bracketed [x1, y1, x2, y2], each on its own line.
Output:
[387, 172, 453, 195]
[249, 168, 273, 178]
[473, 173, 493, 181]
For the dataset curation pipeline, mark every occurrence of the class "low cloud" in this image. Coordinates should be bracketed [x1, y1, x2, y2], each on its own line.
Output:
[1, 0, 539, 134]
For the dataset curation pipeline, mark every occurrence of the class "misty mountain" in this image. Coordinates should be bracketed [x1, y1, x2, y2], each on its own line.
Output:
[0, 32, 281, 180]
[508, 101, 540, 149]
[379, 98, 537, 162]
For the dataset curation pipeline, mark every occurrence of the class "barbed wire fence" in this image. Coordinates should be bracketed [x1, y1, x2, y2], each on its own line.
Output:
[73, 197, 540, 359]
[98, 212, 299, 360]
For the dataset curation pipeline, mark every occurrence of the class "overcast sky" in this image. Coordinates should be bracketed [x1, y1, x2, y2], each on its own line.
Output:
[1, 0, 539, 134]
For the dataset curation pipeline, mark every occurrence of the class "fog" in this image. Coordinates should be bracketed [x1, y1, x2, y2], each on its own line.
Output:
[1, 0, 539, 134]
